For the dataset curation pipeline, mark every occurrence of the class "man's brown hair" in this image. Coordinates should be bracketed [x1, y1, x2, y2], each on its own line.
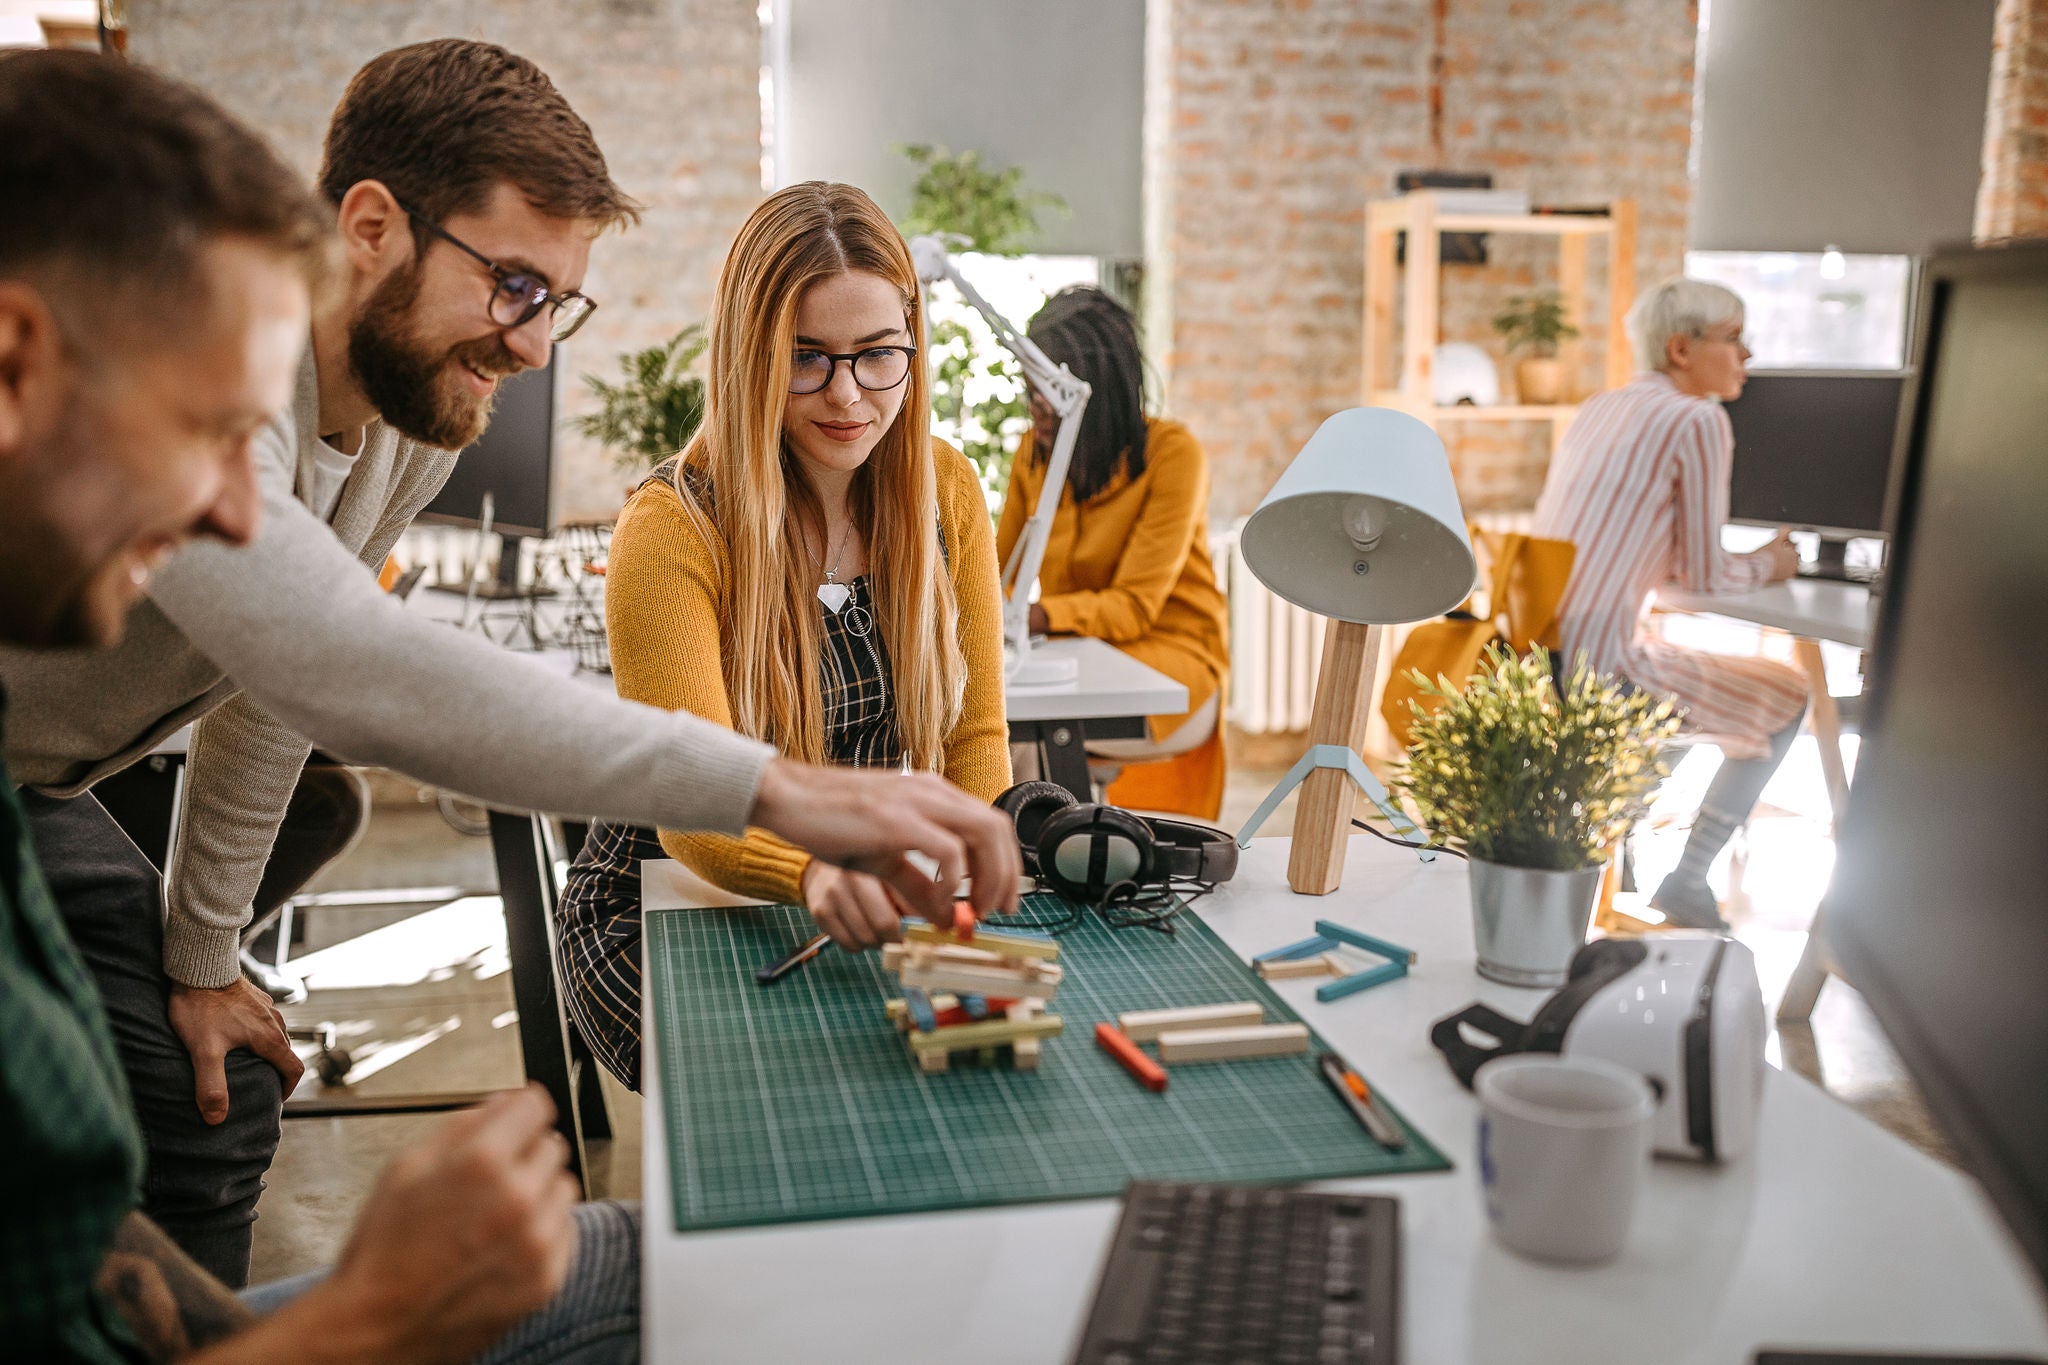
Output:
[0, 50, 328, 324]
[319, 39, 641, 240]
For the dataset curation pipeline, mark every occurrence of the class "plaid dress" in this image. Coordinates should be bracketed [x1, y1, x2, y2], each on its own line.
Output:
[558, 576, 901, 1090]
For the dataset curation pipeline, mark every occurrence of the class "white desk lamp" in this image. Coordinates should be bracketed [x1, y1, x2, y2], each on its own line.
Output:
[909, 235, 1091, 687]
[1233, 407, 1478, 895]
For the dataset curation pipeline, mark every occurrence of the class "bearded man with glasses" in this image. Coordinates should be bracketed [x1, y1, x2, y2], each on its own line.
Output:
[0, 40, 1019, 1290]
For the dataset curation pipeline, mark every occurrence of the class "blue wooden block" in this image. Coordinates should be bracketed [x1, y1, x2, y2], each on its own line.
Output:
[1313, 920, 1419, 966]
[1254, 933, 1339, 963]
[1316, 959, 1408, 1002]
[904, 988, 937, 1033]
[961, 993, 991, 1021]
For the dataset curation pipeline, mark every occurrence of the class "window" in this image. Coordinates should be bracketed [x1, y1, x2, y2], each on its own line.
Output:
[1684, 250, 1914, 369]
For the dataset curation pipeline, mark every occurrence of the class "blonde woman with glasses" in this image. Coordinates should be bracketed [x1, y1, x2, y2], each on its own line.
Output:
[557, 182, 1010, 1088]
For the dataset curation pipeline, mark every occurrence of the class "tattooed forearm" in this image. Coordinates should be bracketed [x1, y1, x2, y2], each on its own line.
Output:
[93, 1211, 253, 1361]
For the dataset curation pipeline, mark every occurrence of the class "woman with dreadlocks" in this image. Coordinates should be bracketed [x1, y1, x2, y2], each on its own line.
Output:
[999, 287, 1230, 818]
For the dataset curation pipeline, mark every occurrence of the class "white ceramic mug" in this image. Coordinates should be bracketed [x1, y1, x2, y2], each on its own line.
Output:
[1476, 1054, 1656, 1264]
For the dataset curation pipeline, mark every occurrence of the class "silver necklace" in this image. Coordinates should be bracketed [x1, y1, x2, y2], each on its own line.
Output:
[816, 519, 854, 614]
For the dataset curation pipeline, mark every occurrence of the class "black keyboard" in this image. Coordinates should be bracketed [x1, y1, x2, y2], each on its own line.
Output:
[1070, 1181, 1400, 1365]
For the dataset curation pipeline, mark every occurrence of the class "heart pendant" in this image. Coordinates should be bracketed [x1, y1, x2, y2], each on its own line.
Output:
[817, 582, 851, 614]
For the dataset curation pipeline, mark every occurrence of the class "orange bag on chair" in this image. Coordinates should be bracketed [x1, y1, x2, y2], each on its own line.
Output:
[1379, 529, 1575, 748]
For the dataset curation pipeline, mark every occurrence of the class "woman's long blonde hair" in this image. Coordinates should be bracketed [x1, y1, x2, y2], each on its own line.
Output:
[673, 181, 964, 769]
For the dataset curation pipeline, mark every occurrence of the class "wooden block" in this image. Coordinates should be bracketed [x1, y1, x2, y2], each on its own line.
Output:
[1117, 1002, 1264, 1042]
[1094, 1023, 1169, 1093]
[1157, 1023, 1311, 1064]
[1257, 955, 1339, 981]
[904, 920, 1061, 961]
[883, 941, 1005, 972]
[905, 1013, 1064, 1054]
[899, 957, 1062, 1002]
[886, 993, 960, 1030]
[1012, 1037, 1041, 1071]
[918, 1048, 950, 1073]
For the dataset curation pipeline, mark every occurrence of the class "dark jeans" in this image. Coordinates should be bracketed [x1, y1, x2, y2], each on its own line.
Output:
[23, 769, 368, 1293]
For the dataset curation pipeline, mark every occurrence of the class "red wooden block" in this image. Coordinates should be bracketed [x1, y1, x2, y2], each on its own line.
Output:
[1094, 1023, 1169, 1093]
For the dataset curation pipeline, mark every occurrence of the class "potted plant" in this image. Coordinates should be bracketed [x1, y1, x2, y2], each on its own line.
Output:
[1394, 646, 1680, 987]
[573, 324, 709, 490]
[1491, 292, 1579, 405]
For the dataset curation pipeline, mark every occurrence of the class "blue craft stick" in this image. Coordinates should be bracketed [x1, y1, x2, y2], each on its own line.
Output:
[1314, 920, 1419, 966]
[1316, 959, 1408, 1002]
[905, 988, 937, 1033]
[961, 993, 991, 1021]
[1254, 933, 1339, 963]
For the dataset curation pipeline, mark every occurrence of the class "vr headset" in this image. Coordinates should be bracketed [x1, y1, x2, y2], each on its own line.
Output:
[1430, 933, 1767, 1161]
[994, 781, 1239, 904]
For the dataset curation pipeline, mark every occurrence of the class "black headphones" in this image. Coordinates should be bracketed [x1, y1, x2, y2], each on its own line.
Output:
[994, 781, 1240, 904]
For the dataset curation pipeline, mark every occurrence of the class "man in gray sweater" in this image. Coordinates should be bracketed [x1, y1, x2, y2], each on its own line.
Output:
[1, 39, 1018, 1288]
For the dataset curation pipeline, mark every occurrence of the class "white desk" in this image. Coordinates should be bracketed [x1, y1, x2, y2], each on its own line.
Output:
[1003, 637, 1188, 799]
[640, 840, 2048, 1364]
[1659, 577, 1874, 651]
[1657, 578, 1875, 1023]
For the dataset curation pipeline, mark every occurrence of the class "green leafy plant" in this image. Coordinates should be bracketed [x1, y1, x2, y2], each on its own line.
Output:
[1393, 645, 1682, 871]
[1491, 292, 1580, 357]
[573, 324, 708, 475]
[898, 143, 1068, 254]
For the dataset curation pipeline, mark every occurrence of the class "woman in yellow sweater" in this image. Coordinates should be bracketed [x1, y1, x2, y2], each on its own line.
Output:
[999, 288, 1230, 818]
[557, 182, 1009, 1088]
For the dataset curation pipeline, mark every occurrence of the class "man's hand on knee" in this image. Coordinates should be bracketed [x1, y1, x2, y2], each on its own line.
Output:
[168, 979, 306, 1125]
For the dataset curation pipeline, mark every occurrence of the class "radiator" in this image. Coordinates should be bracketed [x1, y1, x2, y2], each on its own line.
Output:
[1216, 522, 1326, 735]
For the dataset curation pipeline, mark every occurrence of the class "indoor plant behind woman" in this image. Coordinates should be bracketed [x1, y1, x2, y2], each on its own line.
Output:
[1395, 646, 1680, 987]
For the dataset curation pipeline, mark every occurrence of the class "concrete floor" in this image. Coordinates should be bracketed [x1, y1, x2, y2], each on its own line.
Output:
[253, 720, 1947, 1284]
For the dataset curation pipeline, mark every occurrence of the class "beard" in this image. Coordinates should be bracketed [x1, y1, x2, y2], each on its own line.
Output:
[347, 263, 524, 451]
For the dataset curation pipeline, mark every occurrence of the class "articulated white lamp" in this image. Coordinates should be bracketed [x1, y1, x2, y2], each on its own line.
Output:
[1234, 407, 1477, 895]
[908, 234, 1092, 686]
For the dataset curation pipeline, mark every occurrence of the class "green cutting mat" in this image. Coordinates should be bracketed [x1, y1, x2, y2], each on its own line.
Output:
[648, 893, 1451, 1232]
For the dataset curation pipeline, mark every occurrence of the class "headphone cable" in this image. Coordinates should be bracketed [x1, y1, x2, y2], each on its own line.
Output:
[1350, 817, 1467, 860]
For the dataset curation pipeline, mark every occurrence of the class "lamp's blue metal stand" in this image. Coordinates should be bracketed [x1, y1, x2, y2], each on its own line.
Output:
[1234, 743, 1433, 862]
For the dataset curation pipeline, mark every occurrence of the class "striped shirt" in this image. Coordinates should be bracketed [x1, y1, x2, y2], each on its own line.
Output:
[1532, 371, 1807, 758]
[558, 574, 899, 1090]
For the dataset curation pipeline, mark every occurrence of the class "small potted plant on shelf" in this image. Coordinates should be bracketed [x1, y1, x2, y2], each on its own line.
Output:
[1491, 292, 1579, 405]
[1394, 646, 1681, 987]
[573, 324, 709, 493]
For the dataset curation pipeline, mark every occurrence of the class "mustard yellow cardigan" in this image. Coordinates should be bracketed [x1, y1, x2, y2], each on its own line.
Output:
[605, 439, 1011, 903]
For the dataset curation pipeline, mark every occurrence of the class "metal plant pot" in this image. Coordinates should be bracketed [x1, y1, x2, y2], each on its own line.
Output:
[1468, 857, 1607, 988]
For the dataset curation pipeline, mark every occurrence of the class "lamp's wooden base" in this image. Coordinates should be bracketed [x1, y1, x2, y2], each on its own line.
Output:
[1287, 621, 1385, 895]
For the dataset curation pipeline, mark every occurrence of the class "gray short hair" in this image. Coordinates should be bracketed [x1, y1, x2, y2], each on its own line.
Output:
[1625, 277, 1745, 374]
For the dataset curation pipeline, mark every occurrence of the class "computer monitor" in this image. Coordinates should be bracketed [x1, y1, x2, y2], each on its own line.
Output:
[418, 353, 558, 594]
[1821, 239, 2048, 1300]
[1724, 370, 1907, 577]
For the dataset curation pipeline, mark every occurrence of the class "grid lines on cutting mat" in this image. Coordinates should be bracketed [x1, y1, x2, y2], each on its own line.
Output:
[647, 894, 1450, 1231]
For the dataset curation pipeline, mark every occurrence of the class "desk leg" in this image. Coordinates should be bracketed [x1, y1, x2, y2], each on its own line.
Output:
[1795, 639, 1851, 828]
[1039, 722, 1095, 801]
[1781, 638, 1850, 1023]
[487, 809, 588, 1188]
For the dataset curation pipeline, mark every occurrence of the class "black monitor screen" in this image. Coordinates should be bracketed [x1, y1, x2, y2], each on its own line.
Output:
[1824, 243, 2048, 1298]
[1724, 371, 1907, 537]
[418, 354, 557, 538]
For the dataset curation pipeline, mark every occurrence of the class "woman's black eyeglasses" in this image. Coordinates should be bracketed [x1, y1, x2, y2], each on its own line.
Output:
[789, 345, 918, 396]
[397, 200, 597, 342]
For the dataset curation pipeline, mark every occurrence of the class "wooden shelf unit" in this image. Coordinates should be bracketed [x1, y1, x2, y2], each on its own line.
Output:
[1362, 192, 1637, 452]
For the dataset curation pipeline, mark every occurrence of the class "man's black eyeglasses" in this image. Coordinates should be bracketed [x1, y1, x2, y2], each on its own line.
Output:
[397, 200, 597, 342]
[789, 345, 918, 396]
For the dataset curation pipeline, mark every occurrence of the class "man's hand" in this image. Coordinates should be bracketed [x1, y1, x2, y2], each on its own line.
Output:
[1758, 531, 1801, 583]
[168, 979, 306, 1125]
[272, 1086, 580, 1364]
[801, 861, 912, 950]
[1028, 602, 1050, 636]
[751, 761, 1021, 931]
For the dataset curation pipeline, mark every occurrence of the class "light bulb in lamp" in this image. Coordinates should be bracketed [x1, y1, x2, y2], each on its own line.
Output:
[1235, 407, 1477, 895]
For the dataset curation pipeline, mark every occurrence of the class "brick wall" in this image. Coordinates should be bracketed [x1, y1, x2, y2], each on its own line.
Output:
[1976, 0, 2048, 240]
[1147, 0, 1699, 521]
[129, 0, 764, 523]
